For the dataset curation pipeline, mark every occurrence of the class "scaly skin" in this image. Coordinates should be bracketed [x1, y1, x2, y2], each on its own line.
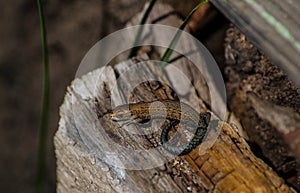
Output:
[109, 100, 211, 155]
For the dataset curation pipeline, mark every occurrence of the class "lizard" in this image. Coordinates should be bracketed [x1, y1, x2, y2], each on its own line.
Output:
[109, 100, 211, 155]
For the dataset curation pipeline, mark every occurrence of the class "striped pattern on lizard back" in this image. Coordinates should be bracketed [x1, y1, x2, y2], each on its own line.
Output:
[109, 100, 211, 155]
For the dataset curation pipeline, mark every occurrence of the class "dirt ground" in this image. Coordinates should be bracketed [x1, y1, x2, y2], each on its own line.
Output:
[1, 1, 216, 192]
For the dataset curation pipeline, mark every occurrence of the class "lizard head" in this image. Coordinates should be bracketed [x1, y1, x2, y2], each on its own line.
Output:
[109, 105, 133, 122]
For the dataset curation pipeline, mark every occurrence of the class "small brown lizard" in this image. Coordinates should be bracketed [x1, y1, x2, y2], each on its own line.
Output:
[109, 100, 211, 155]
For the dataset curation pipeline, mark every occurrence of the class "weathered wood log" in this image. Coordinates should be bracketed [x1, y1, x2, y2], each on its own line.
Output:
[55, 54, 296, 192]
[210, 0, 300, 88]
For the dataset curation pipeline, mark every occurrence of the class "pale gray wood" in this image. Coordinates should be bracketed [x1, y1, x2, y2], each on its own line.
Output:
[55, 57, 187, 192]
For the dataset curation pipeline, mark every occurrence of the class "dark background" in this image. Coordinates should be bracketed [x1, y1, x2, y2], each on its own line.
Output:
[0, 1, 138, 192]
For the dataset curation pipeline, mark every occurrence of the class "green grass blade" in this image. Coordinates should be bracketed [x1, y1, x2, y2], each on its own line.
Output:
[128, 0, 157, 58]
[160, 0, 209, 68]
[36, 0, 50, 192]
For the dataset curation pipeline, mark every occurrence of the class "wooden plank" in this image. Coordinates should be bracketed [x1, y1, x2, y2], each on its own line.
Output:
[210, 0, 300, 87]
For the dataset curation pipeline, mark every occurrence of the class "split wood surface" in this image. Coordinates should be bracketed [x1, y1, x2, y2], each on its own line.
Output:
[55, 55, 295, 192]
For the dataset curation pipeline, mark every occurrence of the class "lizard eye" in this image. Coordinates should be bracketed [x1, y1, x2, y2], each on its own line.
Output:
[109, 112, 117, 120]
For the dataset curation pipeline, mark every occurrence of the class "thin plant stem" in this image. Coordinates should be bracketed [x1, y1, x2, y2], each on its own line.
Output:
[160, 0, 209, 68]
[36, 0, 50, 192]
[128, 0, 157, 58]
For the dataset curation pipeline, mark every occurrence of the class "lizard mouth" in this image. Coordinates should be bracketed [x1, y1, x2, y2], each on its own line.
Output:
[109, 112, 132, 121]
